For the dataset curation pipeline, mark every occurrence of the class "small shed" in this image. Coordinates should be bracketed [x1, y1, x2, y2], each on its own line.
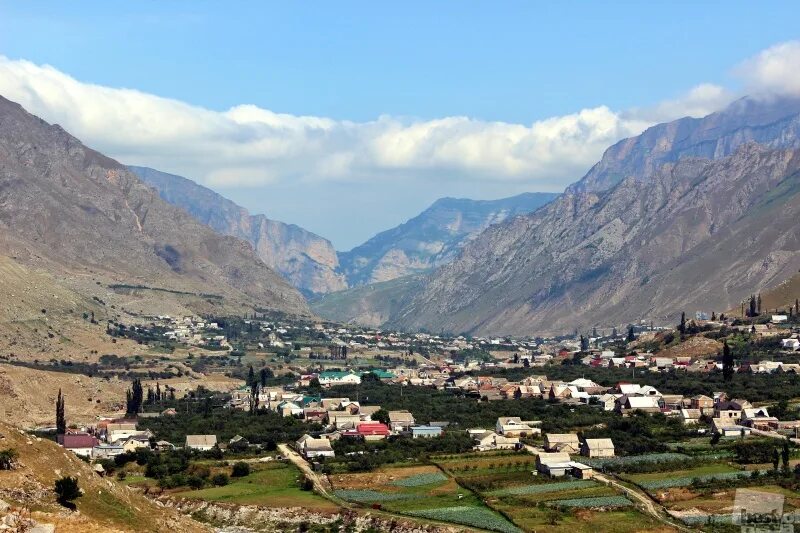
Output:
[580, 438, 615, 458]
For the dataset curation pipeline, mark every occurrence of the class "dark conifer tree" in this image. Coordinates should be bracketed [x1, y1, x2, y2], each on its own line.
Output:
[125, 379, 144, 414]
[56, 389, 66, 435]
[722, 341, 734, 382]
[247, 364, 256, 388]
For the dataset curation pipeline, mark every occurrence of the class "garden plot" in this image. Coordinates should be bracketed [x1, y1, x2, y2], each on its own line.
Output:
[580, 452, 690, 469]
[389, 472, 448, 487]
[333, 489, 422, 503]
[489, 480, 596, 497]
[546, 495, 632, 508]
[332, 464, 521, 533]
[623, 463, 744, 493]
[406, 506, 522, 533]
[637, 469, 763, 490]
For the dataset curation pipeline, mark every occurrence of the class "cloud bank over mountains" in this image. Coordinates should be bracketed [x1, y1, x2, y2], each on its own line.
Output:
[0, 42, 796, 195]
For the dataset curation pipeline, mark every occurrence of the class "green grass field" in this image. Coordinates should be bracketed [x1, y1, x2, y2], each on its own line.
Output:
[175, 462, 337, 510]
[490, 505, 665, 533]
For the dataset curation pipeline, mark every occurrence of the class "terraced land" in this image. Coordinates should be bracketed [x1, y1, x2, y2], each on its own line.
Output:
[621, 462, 800, 526]
[331, 464, 521, 532]
[434, 456, 670, 533]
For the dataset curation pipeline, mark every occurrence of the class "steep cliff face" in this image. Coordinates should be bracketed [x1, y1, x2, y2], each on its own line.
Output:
[130, 166, 347, 295]
[337, 192, 558, 286]
[0, 95, 309, 318]
[389, 97, 800, 336]
[394, 145, 800, 335]
[573, 96, 800, 194]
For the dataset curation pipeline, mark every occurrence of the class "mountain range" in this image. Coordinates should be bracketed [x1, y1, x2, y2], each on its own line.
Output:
[387, 96, 800, 335]
[133, 166, 557, 294]
[0, 95, 309, 328]
[337, 193, 558, 286]
[130, 166, 348, 296]
[6, 91, 800, 339]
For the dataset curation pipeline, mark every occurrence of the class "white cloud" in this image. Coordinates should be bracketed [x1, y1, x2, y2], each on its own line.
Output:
[0, 55, 731, 191]
[626, 83, 735, 123]
[736, 41, 800, 97]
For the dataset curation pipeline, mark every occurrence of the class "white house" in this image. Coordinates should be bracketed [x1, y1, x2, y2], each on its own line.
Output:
[106, 423, 138, 443]
[296, 434, 335, 458]
[473, 431, 519, 451]
[712, 418, 751, 437]
[543, 433, 580, 453]
[679, 408, 702, 425]
[318, 371, 362, 386]
[495, 417, 541, 437]
[388, 410, 416, 432]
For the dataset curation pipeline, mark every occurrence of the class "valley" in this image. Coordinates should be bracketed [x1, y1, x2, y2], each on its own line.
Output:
[3, 17, 800, 532]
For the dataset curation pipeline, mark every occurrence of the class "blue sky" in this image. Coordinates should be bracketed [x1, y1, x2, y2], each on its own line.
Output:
[1, 2, 799, 248]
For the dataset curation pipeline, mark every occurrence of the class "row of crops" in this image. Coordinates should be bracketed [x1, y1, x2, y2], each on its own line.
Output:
[333, 489, 422, 502]
[489, 480, 596, 496]
[637, 469, 765, 490]
[675, 513, 734, 525]
[580, 452, 690, 468]
[405, 506, 523, 533]
[546, 495, 633, 508]
[389, 472, 448, 487]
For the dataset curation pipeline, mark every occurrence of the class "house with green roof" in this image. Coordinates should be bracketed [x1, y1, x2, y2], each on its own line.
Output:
[362, 369, 395, 380]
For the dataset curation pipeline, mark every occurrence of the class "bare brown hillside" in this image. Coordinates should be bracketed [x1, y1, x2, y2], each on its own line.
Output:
[0, 364, 127, 428]
[0, 95, 310, 336]
[0, 421, 208, 532]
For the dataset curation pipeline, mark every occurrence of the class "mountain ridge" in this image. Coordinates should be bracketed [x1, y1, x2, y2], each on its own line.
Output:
[337, 191, 558, 286]
[384, 97, 800, 335]
[0, 95, 309, 327]
[130, 165, 347, 296]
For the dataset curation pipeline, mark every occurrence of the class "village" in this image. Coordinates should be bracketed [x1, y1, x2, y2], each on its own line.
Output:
[35, 306, 800, 531]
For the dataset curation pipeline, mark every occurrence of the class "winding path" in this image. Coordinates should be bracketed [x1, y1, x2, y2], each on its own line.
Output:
[277, 443, 333, 498]
[592, 472, 693, 533]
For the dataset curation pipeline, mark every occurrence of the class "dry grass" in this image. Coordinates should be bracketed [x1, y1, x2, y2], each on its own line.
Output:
[0, 364, 127, 428]
[0, 420, 208, 532]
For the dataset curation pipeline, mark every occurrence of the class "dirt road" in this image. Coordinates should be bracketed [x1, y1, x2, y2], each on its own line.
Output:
[277, 443, 333, 497]
[593, 472, 691, 532]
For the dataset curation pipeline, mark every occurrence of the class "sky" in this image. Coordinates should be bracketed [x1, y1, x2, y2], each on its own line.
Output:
[1, 2, 800, 249]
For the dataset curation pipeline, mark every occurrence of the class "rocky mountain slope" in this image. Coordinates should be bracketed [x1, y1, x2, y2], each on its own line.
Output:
[572, 96, 800, 194]
[311, 275, 424, 327]
[0, 96, 309, 325]
[338, 193, 557, 286]
[390, 97, 800, 336]
[131, 166, 347, 296]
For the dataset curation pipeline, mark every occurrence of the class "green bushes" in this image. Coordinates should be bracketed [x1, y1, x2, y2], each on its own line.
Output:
[231, 461, 250, 477]
[54, 476, 81, 508]
[0, 448, 17, 470]
[733, 440, 783, 464]
[212, 473, 229, 486]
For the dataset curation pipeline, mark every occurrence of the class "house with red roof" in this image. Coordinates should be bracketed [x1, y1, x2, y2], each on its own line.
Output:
[58, 432, 99, 458]
[357, 422, 391, 441]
